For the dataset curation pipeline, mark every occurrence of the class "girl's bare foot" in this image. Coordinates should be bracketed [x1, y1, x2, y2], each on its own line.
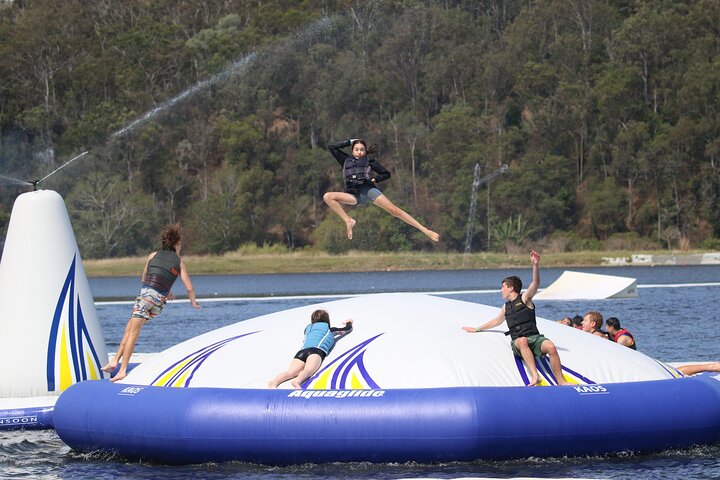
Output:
[291, 381, 301, 389]
[424, 229, 440, 242]
[101, 362, 117, 373]
[110, 371, 127, 382]
[527, 377, 539, 387]
[345, 218, 357, 239]
[267, 381, 277, 389]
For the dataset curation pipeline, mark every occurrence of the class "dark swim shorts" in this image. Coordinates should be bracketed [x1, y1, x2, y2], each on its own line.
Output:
[294, 347, 327, 362]
[350, 185, 383, 206]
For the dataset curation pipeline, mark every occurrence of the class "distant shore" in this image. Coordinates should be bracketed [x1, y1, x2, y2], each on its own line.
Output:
[81, 249, 719, 277]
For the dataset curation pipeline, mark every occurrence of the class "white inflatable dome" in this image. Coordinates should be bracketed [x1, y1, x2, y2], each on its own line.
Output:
[120, 293, 677, 389]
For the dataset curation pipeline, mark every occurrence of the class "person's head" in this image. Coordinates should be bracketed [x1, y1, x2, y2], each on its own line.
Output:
[582, 311, 603, 332]
[161, 223, 181, 252]
[557, 317, 572, 326]
[605, 317, 621, 334]
[501, 276, 522, 300]
[571, 315, 583, 328]
[350, 139, 377, 159]
[311, 309, 330, 325]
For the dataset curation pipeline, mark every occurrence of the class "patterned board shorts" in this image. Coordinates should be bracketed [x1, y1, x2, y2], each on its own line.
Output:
[131, 287, 167, 321]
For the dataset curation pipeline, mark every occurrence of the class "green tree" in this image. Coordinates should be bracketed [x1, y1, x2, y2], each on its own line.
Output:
[490, 214, 537, 252]
[67, 172, 156, 258]
[581, 178, 627, 240]
[185, 163, 248, 254]
[611, 120, 651, 229]
[425, 102, 485, 250]
[492, 154, 576, 236]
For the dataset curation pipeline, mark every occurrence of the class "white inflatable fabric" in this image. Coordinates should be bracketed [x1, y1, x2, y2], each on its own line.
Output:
[120, 293, 677, 389]
[0, 190, 107, 398]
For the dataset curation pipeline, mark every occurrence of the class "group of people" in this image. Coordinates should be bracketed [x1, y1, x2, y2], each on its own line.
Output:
[103, 137, 438, 384]
[101, 137, 717, 387]
[462, 250, 718, 385]
[557, 305, 720, 377]
[558, 312, 636, 349]
[100, 221, 355, 387]
[102, 224, 720, 386]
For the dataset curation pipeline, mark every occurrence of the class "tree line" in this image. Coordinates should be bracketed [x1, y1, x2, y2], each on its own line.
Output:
[1, 0, 719, 258]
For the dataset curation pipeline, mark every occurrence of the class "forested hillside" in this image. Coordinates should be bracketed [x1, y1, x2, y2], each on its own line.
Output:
[1, 0, 718, 257]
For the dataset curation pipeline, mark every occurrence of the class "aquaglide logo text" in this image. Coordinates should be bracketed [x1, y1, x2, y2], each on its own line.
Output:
[288, 389, 386, 399]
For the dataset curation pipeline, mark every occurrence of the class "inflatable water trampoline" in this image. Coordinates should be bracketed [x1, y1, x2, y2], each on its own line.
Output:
[54, 293, 720, 465]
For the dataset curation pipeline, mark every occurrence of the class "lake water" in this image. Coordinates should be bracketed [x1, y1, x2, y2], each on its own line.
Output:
[2, 265, 720, 479]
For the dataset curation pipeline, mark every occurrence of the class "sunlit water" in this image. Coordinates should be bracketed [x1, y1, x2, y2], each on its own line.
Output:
[2, 265, 719, 479]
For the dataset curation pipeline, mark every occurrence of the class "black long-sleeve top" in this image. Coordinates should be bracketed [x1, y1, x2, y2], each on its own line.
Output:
[328, 139, 391, 193]
[330, 323, 353, 340]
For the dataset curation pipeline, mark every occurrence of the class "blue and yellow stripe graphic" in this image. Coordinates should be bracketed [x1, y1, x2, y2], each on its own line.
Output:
[514, 356, 595, 386]
[46, 255, 103, 392]
[654, 359, 684, 378]
[304, 334, 383, 389]
[151, 332, 259, 387]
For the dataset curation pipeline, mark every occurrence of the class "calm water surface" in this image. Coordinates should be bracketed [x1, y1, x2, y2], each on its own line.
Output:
[2, 265, 719, 479]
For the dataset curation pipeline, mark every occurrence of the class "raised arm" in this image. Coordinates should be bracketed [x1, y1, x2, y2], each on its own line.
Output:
[328, 139, 353, 166]
[522, 250, 540, 304]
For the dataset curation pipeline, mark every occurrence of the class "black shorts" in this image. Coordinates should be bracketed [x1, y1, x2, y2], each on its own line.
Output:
[348, 185, 382, 206]
[294, 347, 327, 362]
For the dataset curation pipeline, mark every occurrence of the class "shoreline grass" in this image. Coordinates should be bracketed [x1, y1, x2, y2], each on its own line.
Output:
[81, 249, 715, 277]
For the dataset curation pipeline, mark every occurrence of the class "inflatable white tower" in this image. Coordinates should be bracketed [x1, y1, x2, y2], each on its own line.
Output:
[0, 190, 107, 398]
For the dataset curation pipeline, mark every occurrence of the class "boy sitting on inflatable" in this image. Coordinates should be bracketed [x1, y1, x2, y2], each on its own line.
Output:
[463, 250, 568, 386]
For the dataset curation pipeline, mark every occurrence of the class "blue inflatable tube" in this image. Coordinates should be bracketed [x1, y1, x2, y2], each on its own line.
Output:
[54, 375, 720, 465]
[0, 405, 54, 430]
[0, 361, 140, 431]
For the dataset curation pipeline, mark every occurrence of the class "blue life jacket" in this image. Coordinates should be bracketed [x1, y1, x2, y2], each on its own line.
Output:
[302, 322, 335, 354]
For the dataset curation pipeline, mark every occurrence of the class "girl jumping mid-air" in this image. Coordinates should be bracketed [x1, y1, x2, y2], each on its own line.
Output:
[323, 138, 440, 242]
